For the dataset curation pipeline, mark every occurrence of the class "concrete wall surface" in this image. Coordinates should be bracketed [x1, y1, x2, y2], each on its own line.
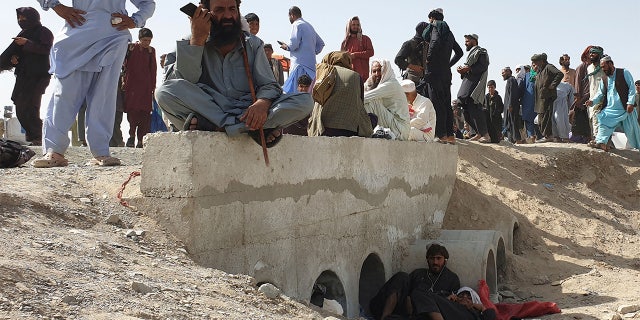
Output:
[138, 132, 458, 317]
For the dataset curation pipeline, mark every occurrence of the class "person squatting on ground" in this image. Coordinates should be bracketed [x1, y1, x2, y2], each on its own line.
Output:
[123, 27, 157, 148]
[307, 51, 373, 138]
[456, 33, 491, 143]
[422, 8, 463, 144]
[531, 53, 564, 143]
[585, 55, 640, 151]
[1, 7, 53, 146]
[280, 6, 324, 94]
[32, 0, 155, 168]
[363, 59, 410, 140]
[156, 0, 313, 148]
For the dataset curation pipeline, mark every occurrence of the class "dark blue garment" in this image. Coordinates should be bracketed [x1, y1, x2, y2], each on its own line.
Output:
[150, 98, 168, 133]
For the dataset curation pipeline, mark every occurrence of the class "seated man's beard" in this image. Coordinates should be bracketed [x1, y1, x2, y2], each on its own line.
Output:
[209, 18, 242, 47]
[350, 29, 358, 34]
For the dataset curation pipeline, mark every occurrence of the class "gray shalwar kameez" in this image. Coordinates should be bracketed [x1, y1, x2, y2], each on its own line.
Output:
[156, 33, 312, 137]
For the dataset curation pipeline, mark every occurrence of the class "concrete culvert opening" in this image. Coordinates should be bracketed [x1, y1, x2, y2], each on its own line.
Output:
[486, 249, 497, 294]
[310, 270, 347, 316]
[358, 253, 386, 316]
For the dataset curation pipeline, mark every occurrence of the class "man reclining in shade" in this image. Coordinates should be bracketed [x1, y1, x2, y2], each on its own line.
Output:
[156, 0, 313, 147]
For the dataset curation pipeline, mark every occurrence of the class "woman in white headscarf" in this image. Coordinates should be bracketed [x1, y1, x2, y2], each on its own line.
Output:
[363, 58, 410, 140]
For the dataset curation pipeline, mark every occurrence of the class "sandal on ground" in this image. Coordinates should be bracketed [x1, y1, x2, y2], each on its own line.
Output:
[445, 136, 457, 145]
[434, 137, 448, 144]
[247, 128, 283, 148]
[33, 152, 69, 168]
[183, 113, 217, 131]
[587, 140, 609, 152]
[90, 156, 121, 166]
[478, 137, 491, 143]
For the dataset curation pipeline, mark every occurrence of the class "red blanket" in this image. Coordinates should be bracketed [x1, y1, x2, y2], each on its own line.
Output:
[477, 280, 561, 320]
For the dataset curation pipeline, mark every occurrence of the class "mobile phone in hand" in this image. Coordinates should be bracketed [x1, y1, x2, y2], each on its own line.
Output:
[277, 41, 285, 46]
[180, 3, 198, 17]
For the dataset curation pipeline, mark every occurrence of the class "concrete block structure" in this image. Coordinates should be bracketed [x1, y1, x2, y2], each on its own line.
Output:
[137, 132, 522, 317]
[137, 132, 458, 317]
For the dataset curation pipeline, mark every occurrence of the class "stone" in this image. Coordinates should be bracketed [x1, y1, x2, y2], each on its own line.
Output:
[322, 299, 343, 316]
[618, 305, 640, 314]
[106, 215, 123, 226]
[499, 290, 516, 298]
[258, 283, 280, 299]
[79, 197, 92, 204]
[132, 281, 154, 294]
[62, 295, 79, 305]
[611, 314, 622, 320]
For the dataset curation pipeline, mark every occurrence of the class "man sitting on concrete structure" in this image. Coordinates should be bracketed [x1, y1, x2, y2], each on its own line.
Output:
[155, 0, 313, 148]
[401, 79, 436, 142]
[307, 51, 373, 137]
[368, 244, 461, 319]
[364, 59, 410, 140]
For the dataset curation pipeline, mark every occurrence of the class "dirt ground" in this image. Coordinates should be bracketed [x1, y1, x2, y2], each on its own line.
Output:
[0, 140, 639, 319]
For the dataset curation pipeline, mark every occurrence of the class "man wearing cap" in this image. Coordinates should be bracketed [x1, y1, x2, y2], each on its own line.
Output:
[502, 67, 524, 144]
[123, 27, 157, 148]
[245, 13, 259, 35]
[585, 56, 640, 151]
[456, 33, 491, 143]
[570, 46, 596, 143]
[586, 46, 605, 139]
[423, 8, 464, 144]
[401, 79, 436, 141]
[531, 53, 564, 143]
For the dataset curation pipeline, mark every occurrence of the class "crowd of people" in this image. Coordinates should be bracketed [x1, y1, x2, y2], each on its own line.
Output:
[2, 1, 639, 166]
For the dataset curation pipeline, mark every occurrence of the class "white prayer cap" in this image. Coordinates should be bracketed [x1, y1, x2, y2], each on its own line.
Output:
[401, 79, 416, 93]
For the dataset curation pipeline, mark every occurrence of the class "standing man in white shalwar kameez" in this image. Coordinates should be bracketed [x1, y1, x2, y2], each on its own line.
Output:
[33, 0, 155, 168]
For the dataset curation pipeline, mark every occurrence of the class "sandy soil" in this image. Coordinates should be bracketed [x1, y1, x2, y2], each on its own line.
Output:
[0, 140, 639, 319]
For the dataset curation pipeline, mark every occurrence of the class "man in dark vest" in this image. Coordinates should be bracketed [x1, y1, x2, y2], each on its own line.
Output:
[586, 55, 640, 151]
[0, 7, 53, 146]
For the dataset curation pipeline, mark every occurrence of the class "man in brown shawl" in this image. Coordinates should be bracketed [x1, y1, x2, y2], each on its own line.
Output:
[531, 53, 564, 142]
[308, 51, 373, 137]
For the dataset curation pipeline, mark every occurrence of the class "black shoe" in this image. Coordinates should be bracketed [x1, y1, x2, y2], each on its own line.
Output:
[126, 138, 135, 147]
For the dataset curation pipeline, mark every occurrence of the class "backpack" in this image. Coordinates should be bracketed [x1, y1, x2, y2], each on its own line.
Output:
[0, 139, 36, 168]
